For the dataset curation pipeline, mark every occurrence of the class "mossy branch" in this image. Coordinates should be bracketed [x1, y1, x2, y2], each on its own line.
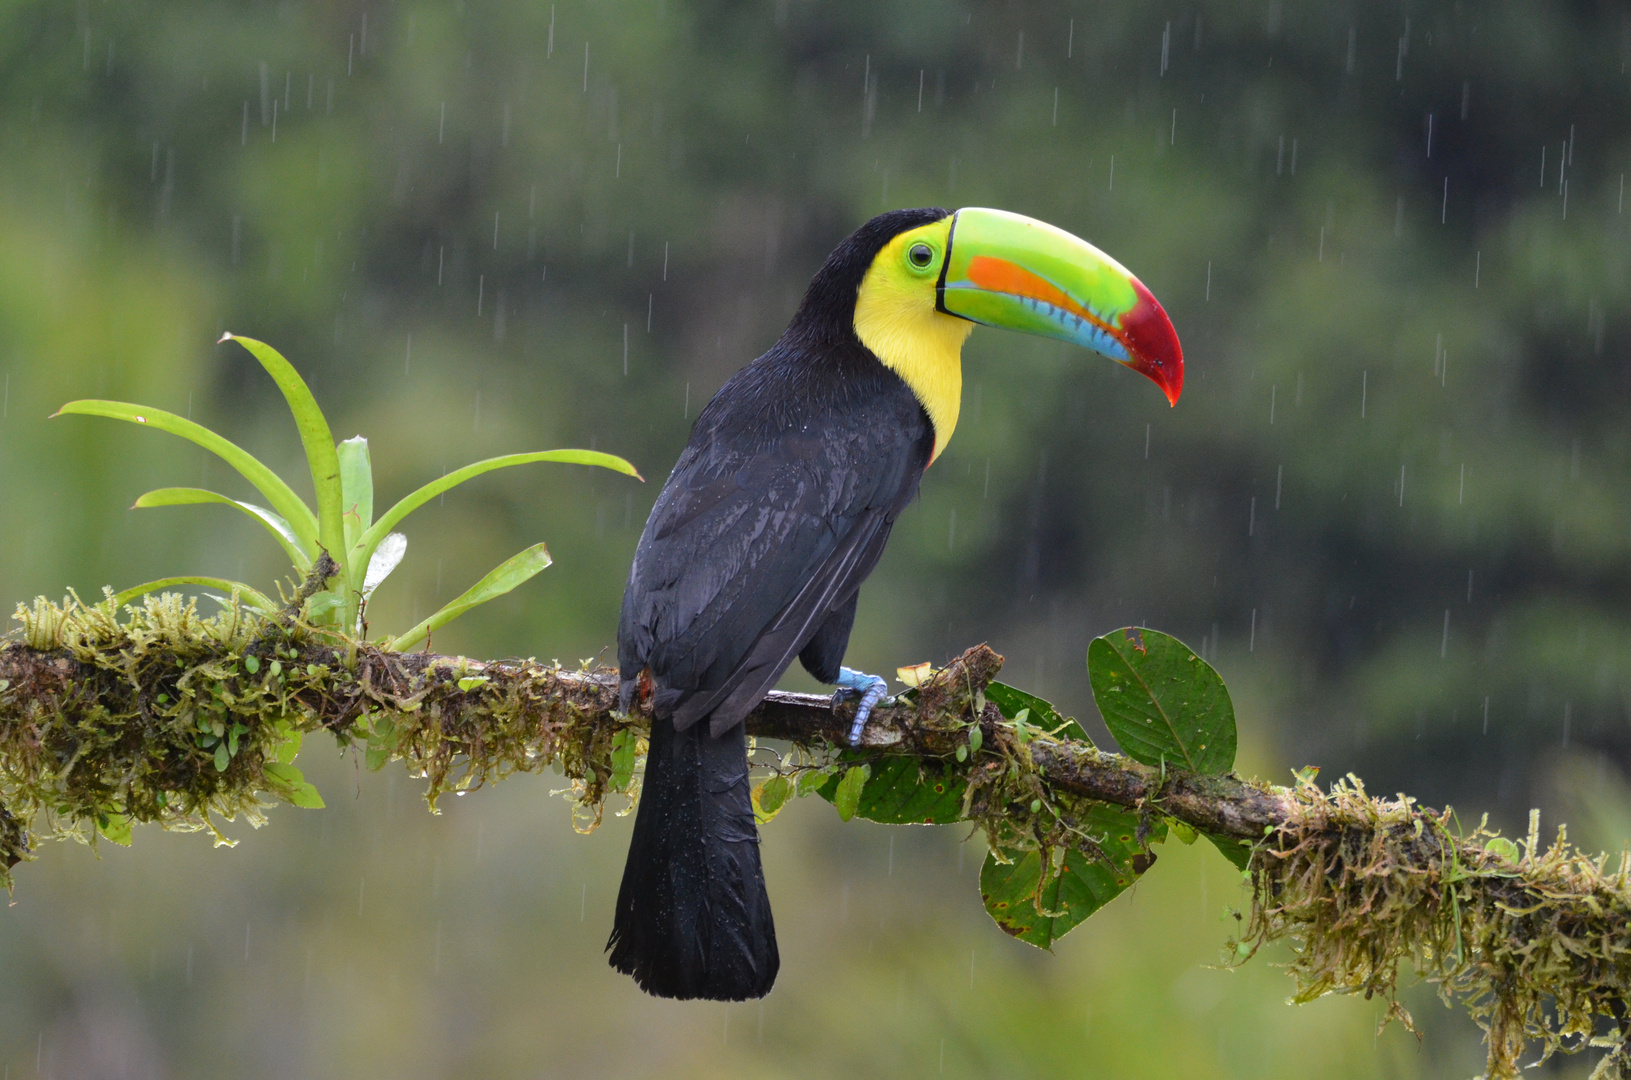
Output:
[1, 590, 1629, 1078]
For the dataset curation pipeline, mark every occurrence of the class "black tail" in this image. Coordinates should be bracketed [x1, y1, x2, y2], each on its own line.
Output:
[606, 715, 779, 1000]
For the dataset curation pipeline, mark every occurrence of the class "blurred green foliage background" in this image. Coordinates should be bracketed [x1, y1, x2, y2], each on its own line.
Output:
[1, 0, 1628, 1075]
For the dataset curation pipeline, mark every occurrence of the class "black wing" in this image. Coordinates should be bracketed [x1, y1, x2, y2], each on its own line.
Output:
[619, 353, 930, 737]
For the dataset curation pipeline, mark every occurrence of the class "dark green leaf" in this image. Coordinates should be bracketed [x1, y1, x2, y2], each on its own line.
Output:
[795, 767, 835, 797]
[1088, 627, 1236, 774]
[821, 757, 968, 825]
[980, 804, 1164, 949]
[1206, 833, 1254, 872]
[986, 681, 1091, 744]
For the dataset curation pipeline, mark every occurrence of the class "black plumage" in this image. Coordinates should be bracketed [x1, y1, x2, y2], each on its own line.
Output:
[607, 208, 949, 1000]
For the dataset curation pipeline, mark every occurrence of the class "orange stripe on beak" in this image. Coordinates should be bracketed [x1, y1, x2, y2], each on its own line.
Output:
[965, 255, 1122, 341]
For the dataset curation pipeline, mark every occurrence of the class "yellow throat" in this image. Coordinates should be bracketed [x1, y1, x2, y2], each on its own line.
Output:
[852, 219, 973, 463]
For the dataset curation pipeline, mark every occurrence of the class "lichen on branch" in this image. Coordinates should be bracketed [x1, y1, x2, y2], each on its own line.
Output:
[2, 588, 1630, 1079]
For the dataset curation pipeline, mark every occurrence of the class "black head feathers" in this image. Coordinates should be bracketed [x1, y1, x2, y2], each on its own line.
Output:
[787, 207, 951, 343]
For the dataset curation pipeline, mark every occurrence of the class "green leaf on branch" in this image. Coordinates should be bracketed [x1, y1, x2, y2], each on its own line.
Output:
[1088, 627, 1236, 774]
[53, 399, 319, 550]
[608, 728, 639, 793]
[815, 757, 967, 825]
[114, 577, 279, 615]
[219, 334, 346, 573]
[97, 812, 133, 847]
[364, 716, 399, 771]
[389, 543, 552, 651]
[831, 764, 870, 822]
[986, 682, 1091, 744]
[796, 767, 836, 797]
[751, 775, 793, 824]
[132, 488, 311, 572]
[354, 450, 641, 567]
[336, 435, 374, 553]
[263, 763, 324, 808]
[980, 805, 1165, 949]
[1207, 834, 1254, 872]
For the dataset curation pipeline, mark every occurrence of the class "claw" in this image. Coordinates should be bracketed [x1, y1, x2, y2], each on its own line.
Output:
[833, 667, 890, 746]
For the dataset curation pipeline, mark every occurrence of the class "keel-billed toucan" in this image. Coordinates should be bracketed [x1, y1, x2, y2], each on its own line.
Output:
[608, 207, 1182, 1001]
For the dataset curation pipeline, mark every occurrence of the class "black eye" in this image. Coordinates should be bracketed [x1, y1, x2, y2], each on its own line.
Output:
[908, 243, 934, 268]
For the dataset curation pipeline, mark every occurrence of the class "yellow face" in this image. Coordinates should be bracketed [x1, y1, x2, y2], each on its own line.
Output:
[852, 217, 972, 463]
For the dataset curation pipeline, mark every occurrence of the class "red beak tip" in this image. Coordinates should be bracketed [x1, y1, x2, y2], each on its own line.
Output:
[1122, 278, 1183, 408]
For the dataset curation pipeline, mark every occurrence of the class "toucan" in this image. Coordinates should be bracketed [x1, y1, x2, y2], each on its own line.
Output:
[607, 206, 1182, 1001]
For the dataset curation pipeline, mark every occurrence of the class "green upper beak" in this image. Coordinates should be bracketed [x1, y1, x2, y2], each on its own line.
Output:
[936, 207, 1184, 405]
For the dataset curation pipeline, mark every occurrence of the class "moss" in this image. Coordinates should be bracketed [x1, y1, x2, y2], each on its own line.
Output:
[0, 590, 643, 877]
[1243, 774, 1631, 1079]
[5, 594, 1631, 1076]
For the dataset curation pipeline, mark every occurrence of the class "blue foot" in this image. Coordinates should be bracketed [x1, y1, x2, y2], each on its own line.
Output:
[832, 667, 890, 746]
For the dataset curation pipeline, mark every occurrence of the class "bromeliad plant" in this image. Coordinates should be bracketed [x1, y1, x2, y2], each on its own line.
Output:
[55, 333, 639, 648]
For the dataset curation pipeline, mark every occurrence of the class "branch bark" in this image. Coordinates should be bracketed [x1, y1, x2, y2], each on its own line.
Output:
[1, 596, 1627, 1079]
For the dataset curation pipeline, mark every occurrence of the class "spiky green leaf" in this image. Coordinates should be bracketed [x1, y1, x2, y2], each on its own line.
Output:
[54, 400, 317, 549]
[132, 487, 310, 572]
[114, 577, 278, 614]
[219, 334, 346, 572]
[388, 542, 552, 650]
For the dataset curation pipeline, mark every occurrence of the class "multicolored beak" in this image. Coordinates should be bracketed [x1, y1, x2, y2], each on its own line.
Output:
[936, 207, 1183, 405]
